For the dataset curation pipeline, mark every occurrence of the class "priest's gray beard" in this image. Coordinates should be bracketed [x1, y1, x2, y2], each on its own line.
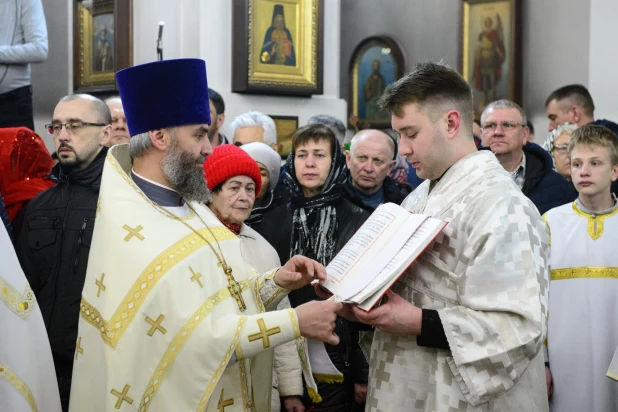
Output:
[161, 138, 211, 203]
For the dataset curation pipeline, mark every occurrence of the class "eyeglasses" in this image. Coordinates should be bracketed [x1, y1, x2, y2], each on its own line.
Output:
[45, 122, 107, 136]
[552, 144, 569, 153]
[480, 121, 526, 133]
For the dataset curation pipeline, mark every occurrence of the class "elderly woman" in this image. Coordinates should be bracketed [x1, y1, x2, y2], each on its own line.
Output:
[548, 123, 578, 180]
[240, 142, 283, 230]
[203, 144, 304, 412]
[261, 124, 370, 412]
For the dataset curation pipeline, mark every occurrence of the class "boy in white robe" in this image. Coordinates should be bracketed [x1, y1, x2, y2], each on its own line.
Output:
[544, 124, 618, 412]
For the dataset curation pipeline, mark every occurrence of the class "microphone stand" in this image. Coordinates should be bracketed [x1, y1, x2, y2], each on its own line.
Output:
[157, 22, 164, 61]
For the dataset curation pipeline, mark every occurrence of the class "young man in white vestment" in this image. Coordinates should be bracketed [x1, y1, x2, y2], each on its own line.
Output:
[68, 59, 343, 412]
[0, 225, 61, 412]
[323, 62, 550, 411]
[544, 124, 618, 412]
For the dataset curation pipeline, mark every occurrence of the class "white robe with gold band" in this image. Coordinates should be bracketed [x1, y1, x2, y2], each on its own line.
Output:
[544, 200, 618, 412]
[0, 225, 61, 412]
[366, 151, 549, 412]
[69, 145, 303, 412]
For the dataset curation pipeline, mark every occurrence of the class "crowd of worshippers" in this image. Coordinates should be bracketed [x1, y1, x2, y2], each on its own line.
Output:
[2, 57, 618, 412]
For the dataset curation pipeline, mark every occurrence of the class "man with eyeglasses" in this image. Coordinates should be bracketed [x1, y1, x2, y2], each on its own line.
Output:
[480, 99, 576, 215]
[16, 93, 111, 411]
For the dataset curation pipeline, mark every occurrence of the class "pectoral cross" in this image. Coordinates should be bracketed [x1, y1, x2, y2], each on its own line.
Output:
[219, 262, 246, 312]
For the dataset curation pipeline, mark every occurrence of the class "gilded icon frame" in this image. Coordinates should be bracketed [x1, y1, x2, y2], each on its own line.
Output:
[348, 36, 405, 130]
[268, 115, 299, 159]
[232, 0, 324, 96]
[73, 0, 133, 94]
[460, 0, 522, 118]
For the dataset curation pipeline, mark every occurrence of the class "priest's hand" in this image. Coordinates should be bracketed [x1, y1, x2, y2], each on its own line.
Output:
[295, 300, 342, 345]
[275, 255, 327, 290]
[314, 283, 360, 322]
[353, 289, 422, 337]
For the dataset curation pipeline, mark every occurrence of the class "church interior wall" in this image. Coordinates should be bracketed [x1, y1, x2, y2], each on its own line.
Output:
[340, 0, 595, 143]
[27, 0, 616, 153]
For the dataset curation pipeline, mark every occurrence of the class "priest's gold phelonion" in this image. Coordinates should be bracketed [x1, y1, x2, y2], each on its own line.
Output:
[151, 201, 247, 311]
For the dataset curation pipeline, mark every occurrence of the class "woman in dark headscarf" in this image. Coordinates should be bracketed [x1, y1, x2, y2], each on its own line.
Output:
[261, 124, 369, 412]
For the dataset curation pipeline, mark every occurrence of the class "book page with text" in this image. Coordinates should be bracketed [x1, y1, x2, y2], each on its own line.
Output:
[323, 203, 427, 300]
[355, 217, 447, 311]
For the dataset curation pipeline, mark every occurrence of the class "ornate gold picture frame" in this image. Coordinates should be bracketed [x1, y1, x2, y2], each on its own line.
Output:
[460, 0, 522, 117]
[232, 0, 324, 96]
[269, 115, 299, 159]
[74, 0, 133, 94]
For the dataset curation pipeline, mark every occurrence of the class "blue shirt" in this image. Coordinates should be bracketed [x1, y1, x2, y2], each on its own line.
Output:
[0, 0, 48, 93]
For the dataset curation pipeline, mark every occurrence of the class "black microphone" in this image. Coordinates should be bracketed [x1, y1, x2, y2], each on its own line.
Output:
[157, 22, 164, 61]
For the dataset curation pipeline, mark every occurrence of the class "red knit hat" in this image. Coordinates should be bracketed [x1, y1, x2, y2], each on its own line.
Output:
[203, 144, 262, 195]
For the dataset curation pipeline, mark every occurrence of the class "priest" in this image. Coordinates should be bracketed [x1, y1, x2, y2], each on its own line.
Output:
[0, 225, 61, 412]
[68, 59, 341, 412]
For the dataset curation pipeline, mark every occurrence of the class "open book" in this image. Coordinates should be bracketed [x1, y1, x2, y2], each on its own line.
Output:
[322, 202, 447, 311]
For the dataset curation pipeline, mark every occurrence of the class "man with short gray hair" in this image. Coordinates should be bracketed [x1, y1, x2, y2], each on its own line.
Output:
[480, 99, 575, 215]
[104, 96, 130, 145]
[308, 114, 347, 149]
[344, 129, 411, 211]
[231, 110, 278, 151]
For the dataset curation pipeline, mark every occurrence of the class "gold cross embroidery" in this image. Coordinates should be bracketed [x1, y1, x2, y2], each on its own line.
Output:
[189, 266, 203, 288]
[145, 314, 167, 336]
[75, 336, 84, 360]
[123, 224, 145, 242]
[96, 273, 106, 297]
[110, 384, 133, 409]
[217, 388, 234, 412]
[248, 318, 281, 349]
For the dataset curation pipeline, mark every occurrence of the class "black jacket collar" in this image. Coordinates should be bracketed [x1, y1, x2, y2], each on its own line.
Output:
[50, 146, 108, 190]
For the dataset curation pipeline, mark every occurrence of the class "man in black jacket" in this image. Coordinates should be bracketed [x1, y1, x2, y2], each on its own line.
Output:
[481, 99, 576, 215]
[344, 129, 413, 211]
[16, 94, 111, 412]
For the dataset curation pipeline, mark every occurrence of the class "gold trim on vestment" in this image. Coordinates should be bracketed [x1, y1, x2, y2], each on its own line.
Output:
[287, 308, 301, 340]
[234, 344, 253, 409]
[551, 267, 618, 280]
[0, 277, 36, 320]
[107, 152, 196, 222]
[138, 280, 250, 411]
[252, 270, 266, 313]
[312, 373, 344, 384]
[0, 362, 38, 412]
[79, 227, 236, 347]
[541, 213, 551, 247]
[572, 201, 618, 240]
[196, 317, 248, 412]
[608, 371, 618, 381]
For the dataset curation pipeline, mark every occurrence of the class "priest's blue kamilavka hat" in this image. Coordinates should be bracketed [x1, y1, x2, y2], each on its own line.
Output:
[115, 58, 211, 137]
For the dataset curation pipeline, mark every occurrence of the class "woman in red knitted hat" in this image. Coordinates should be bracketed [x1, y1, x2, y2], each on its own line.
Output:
[203, 144, 306, 412]
[0, 127, 55, 239]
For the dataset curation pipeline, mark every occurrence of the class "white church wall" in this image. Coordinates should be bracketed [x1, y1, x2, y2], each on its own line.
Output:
[588, 0, 618, 123]
[134, 0, 347, 141]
